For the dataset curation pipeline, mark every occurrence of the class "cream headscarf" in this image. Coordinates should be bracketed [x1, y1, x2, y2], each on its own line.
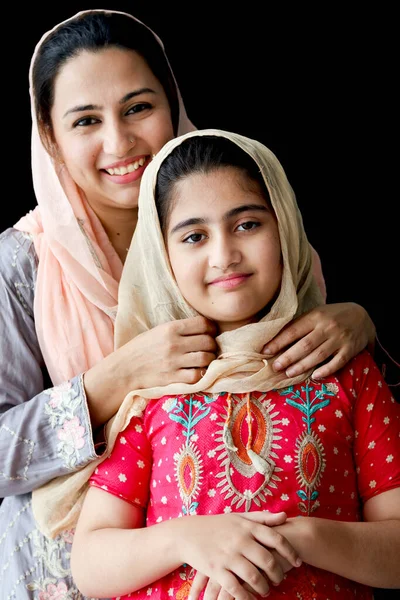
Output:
[32, 129, 324, 538]
[13, 9, 195, 386]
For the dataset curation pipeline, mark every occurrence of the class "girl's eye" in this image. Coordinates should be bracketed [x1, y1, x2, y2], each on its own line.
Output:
[182, 232, 206, 244]
[237, 221, 260, 232]
[73, 116, 100, 128]
[126, 102, 152, 115]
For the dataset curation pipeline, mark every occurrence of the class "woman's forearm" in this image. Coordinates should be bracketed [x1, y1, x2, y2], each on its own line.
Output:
[276, 517, 400, 588]
[71, 519, 185, 598]
[83, 345, 134, 429]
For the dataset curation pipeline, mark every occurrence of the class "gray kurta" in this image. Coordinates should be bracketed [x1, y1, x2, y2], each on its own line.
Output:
[0, 228, 104, 599]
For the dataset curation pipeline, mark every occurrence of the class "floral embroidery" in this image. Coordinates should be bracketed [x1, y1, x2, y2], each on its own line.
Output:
[169, 394, 217, 515]
[38, 582, 69, 599]
[26, 530, 87, 599]
[44, 382, 86, 469]
[176, 566, 195, 599]
[280, 381, 335, 514]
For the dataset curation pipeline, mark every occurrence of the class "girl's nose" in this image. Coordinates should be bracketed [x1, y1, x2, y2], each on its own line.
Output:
[209, 236, 241, 271]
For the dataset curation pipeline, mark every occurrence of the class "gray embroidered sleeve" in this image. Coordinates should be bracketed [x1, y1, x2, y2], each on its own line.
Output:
[0, 228, 98, 498]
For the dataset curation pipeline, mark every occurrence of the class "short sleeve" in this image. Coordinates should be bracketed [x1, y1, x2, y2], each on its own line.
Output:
[347, 352, 400, 503]
[89, 416, 151, 509]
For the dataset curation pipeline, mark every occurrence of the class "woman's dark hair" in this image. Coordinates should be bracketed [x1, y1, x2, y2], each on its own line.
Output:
[33, 11, 179, 148]
[155, 135, 269, 233]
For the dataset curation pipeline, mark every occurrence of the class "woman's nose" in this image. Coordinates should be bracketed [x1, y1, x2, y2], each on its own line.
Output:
[102, 124, 134, 157]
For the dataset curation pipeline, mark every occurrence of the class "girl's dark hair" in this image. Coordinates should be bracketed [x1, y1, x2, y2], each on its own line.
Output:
[33, 11, 179, 148]
[155, 135, 269, 232]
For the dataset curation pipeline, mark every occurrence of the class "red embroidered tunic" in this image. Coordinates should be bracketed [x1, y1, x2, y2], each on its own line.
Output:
[90, 351, 400, 599]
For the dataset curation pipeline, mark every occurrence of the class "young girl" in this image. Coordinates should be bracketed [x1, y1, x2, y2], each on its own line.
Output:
[70, 130, 400, 600]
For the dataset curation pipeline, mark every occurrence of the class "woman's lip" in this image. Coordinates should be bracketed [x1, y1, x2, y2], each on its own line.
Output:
[101, 160, 149, 184]
[101, 155, 148, 170]
[209, 274, 251, 288]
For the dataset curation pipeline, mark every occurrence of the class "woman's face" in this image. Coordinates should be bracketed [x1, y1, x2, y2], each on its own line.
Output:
[50, 47, 174, 218]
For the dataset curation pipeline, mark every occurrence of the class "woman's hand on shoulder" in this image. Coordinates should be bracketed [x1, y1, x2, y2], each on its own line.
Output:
[262, 302, 376, 380]
[83, 316, 217, 428]
[120, 315, 218, 389]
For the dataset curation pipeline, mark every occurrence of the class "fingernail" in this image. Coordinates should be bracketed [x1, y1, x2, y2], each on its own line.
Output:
[273, 361, 283, 372]
[285, 368, 296, 377]
[262, 346, 273, 355]
[295, 558, 302, 567]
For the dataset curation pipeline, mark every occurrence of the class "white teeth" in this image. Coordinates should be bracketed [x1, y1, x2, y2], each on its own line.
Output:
[105, 157, 146, 176]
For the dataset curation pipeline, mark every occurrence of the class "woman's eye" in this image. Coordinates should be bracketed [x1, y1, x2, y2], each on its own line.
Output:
[126, 102, 152, 115]
[73, 116, 99, 128]
[182, 233, 205, 244]
[237, 221, 260, 231]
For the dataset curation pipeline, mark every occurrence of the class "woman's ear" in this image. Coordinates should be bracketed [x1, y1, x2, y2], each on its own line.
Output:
[39, 122, 64, 164]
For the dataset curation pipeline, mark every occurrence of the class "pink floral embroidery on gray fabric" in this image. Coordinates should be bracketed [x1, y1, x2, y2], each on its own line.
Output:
[44, 382, 87, 469]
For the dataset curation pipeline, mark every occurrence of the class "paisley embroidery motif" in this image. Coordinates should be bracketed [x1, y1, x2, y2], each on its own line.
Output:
[214, 393, 283, 510]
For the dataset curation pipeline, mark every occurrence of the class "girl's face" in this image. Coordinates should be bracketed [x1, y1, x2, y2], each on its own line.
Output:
[50, 47, 174, 218]
[166, 167, 282, 333]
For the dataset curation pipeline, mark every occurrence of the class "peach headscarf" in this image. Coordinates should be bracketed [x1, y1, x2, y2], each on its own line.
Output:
[14, 9, 195, 385]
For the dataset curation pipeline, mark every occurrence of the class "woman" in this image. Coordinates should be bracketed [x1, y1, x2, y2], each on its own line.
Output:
[0, 9, 376, 599]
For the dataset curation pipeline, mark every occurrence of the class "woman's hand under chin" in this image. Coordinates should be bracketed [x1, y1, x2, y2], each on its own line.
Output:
[262, 302, 376, 380]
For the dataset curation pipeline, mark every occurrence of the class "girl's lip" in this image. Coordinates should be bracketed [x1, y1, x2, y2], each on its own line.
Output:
[209, 274, 251, 288]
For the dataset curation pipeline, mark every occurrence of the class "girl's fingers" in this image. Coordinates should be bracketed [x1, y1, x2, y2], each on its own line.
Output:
[226, 556, 270, 597]
[252, 523, 301, 569]
[189, 571, 209, 600]
[241, 510, 287, 527]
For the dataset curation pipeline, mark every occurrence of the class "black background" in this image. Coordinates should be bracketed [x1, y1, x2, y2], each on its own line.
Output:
[1, 5, 399, 596]
[3, 4, 398, 365]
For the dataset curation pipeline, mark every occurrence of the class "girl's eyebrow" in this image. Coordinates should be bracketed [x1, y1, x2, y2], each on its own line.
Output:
[62, 88, 156, 118]
[169, 203, 268, 235]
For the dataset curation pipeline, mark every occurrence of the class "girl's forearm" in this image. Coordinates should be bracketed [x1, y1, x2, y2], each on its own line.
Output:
[276, 517, 400, 588]
[71, 519, 186, 598]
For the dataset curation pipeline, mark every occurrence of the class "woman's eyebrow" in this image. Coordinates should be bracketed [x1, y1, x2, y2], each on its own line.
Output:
[63, 88, 156, 118]
[169, 204, 268, 235]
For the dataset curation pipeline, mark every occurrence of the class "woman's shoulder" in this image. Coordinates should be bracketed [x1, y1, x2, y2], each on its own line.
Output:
[0, 227, 38, 278]
[0, 227, 37, 313]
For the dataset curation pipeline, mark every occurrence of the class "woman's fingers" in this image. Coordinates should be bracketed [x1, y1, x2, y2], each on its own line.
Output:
[180, 351, 217, 369]
[178, 315, 218, 337]
[261, 303, 372, 377]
